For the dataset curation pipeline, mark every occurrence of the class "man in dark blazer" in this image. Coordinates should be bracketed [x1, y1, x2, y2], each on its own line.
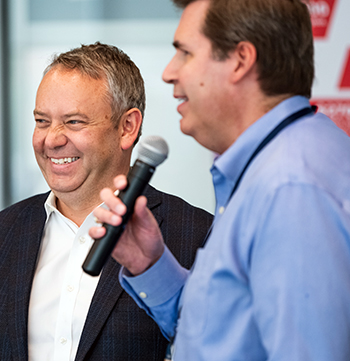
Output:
[0, 42, 212, 361]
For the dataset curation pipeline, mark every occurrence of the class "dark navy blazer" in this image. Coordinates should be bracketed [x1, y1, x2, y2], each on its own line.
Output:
[0, 185, 213, 361]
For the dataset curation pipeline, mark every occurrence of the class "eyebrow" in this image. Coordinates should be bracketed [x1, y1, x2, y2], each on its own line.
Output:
[33, 110, 89, 120]
[63, 113, 90, 120]
[33, 110, 46, 116]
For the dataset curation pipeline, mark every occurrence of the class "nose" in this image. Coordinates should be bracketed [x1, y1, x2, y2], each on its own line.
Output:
[162, 55, 178, 84]
[43, 123, 68, 149]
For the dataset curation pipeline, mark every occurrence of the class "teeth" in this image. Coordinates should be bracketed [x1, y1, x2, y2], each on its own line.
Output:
[51, 157, 79, 165]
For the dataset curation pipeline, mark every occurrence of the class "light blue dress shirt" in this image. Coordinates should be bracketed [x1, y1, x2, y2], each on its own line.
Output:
[121, 96, 350, 360]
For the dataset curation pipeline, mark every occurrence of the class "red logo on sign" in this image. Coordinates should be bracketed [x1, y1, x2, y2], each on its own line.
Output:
[311, 98, 350, 136]
[339, 49, 350, 89]
[308, 0, 337, 38]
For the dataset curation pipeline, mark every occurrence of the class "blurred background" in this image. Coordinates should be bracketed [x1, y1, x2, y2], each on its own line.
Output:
[0, 0, 216, 212]
[0, 0, 349, 213]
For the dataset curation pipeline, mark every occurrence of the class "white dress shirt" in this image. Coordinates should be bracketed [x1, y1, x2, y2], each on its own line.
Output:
[28, 192, 101, 361]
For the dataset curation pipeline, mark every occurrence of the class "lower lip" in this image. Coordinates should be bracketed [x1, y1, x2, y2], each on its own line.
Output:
[50, 159, 79, 171]
[177, 100, 188, 113]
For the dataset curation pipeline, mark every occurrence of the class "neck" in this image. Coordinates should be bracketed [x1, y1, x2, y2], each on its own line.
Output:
[261, 93, 292, 113]
[55, 192, 104, 227]
[218, 91, 292, 154]
[52, 159, 132, 227]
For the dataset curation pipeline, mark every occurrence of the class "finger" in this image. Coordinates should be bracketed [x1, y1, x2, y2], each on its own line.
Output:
[93, 206, 122, 226]
[89, 226, 106, 239]
[100, 188, 127, 216]
[113, 174, 128, 190]
[133, 195, 148, 217]
[133, 196, 163, 242]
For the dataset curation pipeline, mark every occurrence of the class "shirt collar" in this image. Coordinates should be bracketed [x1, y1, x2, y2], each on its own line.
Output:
[44, 190, 120, 225]
[211, 96, 311, 208]
[44, 191, 57, 223]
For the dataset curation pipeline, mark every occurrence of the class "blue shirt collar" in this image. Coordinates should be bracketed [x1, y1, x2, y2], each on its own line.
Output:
[211, 96, 311, 212]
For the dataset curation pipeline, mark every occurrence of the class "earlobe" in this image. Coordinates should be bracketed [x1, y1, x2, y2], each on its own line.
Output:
[120, 108, 142, 150]
[230, 41, 257, 83]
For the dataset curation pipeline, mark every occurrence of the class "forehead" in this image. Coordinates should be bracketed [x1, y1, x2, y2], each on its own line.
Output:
[35, 67, 112, 116]
[174, 0, 210, 45]
[41, 66, 105, 89]
[37, 67, 109, 103]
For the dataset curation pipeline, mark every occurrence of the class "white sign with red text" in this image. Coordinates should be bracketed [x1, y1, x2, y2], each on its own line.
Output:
[309, 0, 350, 135]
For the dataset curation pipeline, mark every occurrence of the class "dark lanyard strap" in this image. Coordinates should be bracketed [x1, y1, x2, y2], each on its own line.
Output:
[201, 105, 316, 248]
[229, 105, 316, 199]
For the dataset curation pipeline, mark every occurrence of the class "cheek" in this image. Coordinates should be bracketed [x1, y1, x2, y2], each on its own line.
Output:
[32, 130, 44, 152]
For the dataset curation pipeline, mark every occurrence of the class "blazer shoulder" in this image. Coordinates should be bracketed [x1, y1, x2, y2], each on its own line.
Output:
[144, 184, 213, 224]
[0, 192, 48, 235]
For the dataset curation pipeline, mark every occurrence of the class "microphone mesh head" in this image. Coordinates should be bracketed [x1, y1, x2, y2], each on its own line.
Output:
[137, 135, 169, 167]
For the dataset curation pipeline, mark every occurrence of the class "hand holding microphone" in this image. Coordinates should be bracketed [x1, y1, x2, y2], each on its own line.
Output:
[83, 135, 169, 276]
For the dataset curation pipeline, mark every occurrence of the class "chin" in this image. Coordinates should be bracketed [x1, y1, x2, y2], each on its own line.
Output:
[48, 181, 81, 195]
[180, 120, 194, 137]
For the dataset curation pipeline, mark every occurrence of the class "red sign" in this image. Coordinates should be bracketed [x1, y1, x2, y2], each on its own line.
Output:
[311, 98, 350, 136]
[339, 49, 350, 89]
[309, 0, 336, 38]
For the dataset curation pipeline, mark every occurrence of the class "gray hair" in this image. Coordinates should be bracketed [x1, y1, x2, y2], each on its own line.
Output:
[44, 42, 145, 144]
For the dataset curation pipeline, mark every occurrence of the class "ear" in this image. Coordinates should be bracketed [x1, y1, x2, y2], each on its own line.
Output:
[229, 41, 257, 83]
[119, 108, 142, 150]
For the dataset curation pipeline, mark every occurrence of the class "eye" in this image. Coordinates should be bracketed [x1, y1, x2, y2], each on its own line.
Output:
[66, 119, 87, 127]
[65, 119, 86, 130]
[34, 118, 49, 127]
[178, 48, 191, 57]
[173, 41, 191, 58]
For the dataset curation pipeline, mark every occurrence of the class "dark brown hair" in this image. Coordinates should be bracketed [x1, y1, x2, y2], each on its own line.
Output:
[172, 0, 314, 98]
[45, 42, 145, 144]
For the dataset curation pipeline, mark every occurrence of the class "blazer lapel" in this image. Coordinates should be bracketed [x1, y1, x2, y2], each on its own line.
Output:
[75, 185, 163, 360]
[75, 257, 123, 361]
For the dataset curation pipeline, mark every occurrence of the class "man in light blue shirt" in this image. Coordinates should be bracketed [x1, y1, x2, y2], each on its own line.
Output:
[90, 0, 350, 360]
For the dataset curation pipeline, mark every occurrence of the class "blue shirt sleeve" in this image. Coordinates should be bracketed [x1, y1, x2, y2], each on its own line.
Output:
[119, 246, 190, 339]
[251, 183, 350, 360]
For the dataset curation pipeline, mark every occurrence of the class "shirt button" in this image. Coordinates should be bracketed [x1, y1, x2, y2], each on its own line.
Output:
[79, 236, 86, 244]
[139, 292, 147, 299]
[60, 337, 67, 345]
[219, 206, 225, 214]
[67, 285, 74, 292]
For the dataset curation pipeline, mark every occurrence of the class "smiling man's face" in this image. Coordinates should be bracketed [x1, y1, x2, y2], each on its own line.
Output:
[33, 66, 125, 206]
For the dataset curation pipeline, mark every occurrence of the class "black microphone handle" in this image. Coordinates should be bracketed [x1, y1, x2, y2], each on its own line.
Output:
[82, 160, 155, 276]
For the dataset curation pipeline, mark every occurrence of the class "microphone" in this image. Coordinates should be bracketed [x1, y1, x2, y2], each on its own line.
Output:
[82, 135, 169, 276]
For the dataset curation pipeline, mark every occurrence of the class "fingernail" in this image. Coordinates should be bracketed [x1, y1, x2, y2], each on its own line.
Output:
[115, 204, 125, 214]
[111, 215, 119, 224]
[96, 228, 104, 236]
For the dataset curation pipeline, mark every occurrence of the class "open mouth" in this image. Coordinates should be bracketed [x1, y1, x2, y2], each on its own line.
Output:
[50, 157, 80, 165]
[177, 96, 188, 104]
